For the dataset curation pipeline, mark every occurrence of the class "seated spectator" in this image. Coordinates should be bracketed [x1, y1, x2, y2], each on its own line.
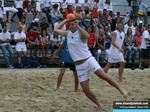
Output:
[26, 27, 40, 57]
[103, 0, 113, 12]
[40, 0, 52, 23]
[82, 6, 91, 28]
[96, 28, 106, 62]
[125, 28, 138, 63]
[23, 0, 31, 18]
[0, 25, 14, 68]
[73, 6, 83, 20]
[135, 20, 145, 36]
[39, 31, 49, 57]
[124, 19, 135, 36]
[14, 25, 27, 66]
[30, 0, 38, 19]
[50, 32, 61, 55]
[50, 4, 62, 29]
[4, 0, 18, 22]
[0, 1, 5, 28]
[28, 18, 40, 34]
[18, 17, 27, 33]
[59, 0, 68, 11]
[91, 0, 101, 12]
[40, 17, 49, 35]
[108, 11, 116, 31]
[87, 26, 97, 57]
[11, 0, 23, 22]
[73, 0, 82, 9]
[82, 0, 90, 8]
[135, 30, 142, 50]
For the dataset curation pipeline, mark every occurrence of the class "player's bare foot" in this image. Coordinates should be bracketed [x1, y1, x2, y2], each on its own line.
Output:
[122, 89, 128, 98]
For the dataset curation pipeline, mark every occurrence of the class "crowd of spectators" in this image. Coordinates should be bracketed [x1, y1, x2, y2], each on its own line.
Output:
[0, 0, 149, 69]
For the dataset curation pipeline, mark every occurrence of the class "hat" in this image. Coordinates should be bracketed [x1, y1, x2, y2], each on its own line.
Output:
[139, 21, 143, 24]
[33, 18, 39, 23]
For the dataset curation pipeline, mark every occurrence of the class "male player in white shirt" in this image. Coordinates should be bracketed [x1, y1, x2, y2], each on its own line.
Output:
[54, 18, 128, 111]
[104, 22, 125, 82]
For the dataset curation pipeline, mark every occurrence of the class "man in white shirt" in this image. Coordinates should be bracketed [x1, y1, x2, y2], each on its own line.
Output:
[139, 24, 150, 69]
[104, 22, 125, 82]
[14, 25, 27, 66]
[0, 25, 14, 68]
[40, 0, 52, 23]
[124, 19, 135, 36]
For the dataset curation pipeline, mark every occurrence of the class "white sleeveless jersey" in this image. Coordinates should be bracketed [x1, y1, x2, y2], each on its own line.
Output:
[67, 30, 92, 62]
[108, 30, 125, 55]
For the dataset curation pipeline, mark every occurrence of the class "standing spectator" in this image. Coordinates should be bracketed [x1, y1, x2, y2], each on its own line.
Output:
[87, 26, 97, 57]
[124, 28, 138, 63]
[135, 30, 142, 49]
[26, 27, 40, 57]
[50, 4, 62, 29]
[14, 25, 27, 66]
[40, 0, 52, 23]
[0, 25, 14, 68]
[4, 0, 18, 22]
[139, 24, 150, 69]
[0, 1, 5, 28]
[103, 0, 113, 12]
[124, 19, 135, 36]
[11, 0, 23, 22]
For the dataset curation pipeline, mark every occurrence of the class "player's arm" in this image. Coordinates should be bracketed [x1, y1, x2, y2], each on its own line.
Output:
[54, 19, 69, 38]
[111, 32, 123, 53]
[76, 21, 90, 39]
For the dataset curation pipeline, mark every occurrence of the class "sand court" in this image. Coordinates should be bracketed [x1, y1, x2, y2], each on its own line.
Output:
[0, 68, 149, 112]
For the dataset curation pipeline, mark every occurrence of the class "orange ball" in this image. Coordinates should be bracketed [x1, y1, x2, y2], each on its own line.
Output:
[66, 13, 76, 19]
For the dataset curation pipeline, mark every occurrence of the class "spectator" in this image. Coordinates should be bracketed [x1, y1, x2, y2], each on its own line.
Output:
[11, 0, 23, 22]
[82, 6, 91, 28]
[30, 0, 38, 19]
[18, 17, 27, 33]
[139, 24, 150, 69]
[14, 25, 27, 66]
[132, 0, 139, 19]
[103, 0, 113, 11]
[73, 0, 82, 9]
[26, 27, 40, 57]
[87, 26, 97, 57]
[64, 4, 74, 19]
[96, 28, 106, 62]
[82, 0, 90, 8]
[28, 18, 40, 34]
[50, 4, 62, 29]
[0, 25, 14, 68]
[40, 0, 52, 23]
[125, 28, 138, 63]
[91, 0, 102, 12]
[135, 30, 142, 50]
[124, 19, 135, 36]
[0, 1, 5, 28]
[135, 20, 145, 36]
[40, 17, 49, 35]
[50, 32, 61, 55]
[23, 0, 31, 18]
[4, 0, 18, 22]
[73, 6, 83, 20]
[39, 30, 49, 57]
[59, 0, 68, 10]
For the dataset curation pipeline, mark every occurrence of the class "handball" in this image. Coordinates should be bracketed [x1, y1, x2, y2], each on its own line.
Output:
[66, 13, 76, 19]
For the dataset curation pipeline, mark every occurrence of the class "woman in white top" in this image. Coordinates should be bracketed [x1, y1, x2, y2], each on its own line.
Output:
[54, 18, 128, 111]
[14, 25, 27, 65]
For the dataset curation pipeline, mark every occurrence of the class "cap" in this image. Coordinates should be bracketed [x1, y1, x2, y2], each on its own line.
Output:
[139, 21, 143, 24]
[33, 18, 39, 23]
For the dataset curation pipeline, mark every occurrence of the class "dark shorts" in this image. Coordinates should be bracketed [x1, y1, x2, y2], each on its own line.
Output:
[61, 62, 76, 71]
[141, 49, 150, 59]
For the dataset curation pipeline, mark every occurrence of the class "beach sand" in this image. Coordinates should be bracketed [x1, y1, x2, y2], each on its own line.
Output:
[0, 68, 149, 112]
